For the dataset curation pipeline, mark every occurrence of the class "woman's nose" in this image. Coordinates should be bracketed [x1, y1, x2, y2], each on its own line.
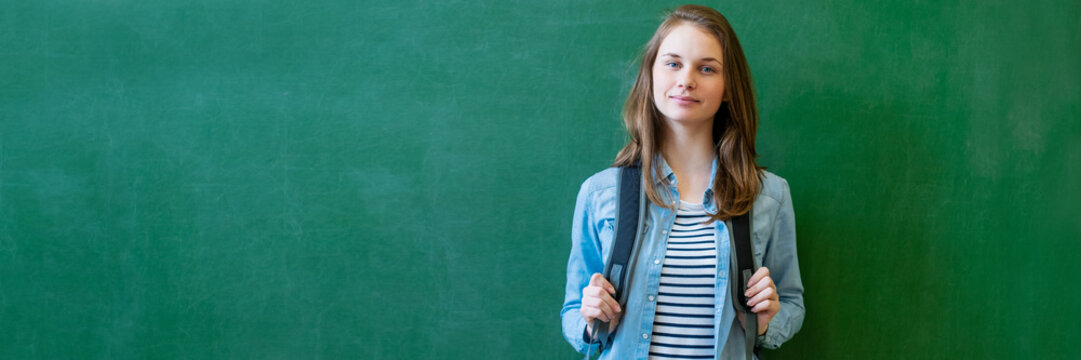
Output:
[677, 72, 695, 89]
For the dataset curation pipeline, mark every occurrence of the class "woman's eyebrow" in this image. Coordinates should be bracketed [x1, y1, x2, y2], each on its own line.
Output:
[660, 53, 721, 65]
[699, 57, 722, 65]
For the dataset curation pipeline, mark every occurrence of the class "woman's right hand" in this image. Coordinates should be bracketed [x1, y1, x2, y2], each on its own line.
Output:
[581, 273, 623, 334]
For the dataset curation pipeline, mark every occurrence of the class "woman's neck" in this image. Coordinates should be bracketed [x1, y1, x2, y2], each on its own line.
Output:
[661, 121, 715, 202]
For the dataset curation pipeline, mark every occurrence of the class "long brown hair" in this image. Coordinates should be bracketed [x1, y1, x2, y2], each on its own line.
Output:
[613, 4, 762, 221]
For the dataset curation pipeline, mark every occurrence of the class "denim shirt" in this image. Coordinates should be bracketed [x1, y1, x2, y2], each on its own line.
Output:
[561, 158, 805, 359]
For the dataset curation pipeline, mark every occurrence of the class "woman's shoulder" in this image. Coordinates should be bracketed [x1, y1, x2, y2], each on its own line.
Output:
[578, 167, 621, 196]
[573, 167, 621, 220]
[758, 170, 791, 204]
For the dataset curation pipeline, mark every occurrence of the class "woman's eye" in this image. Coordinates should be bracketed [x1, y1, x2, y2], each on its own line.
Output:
[666, 62, 680, 69]
[701, 66, 716, 73]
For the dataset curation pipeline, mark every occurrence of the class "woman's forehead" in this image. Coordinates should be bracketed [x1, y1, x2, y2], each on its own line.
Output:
[658, 24, 724, 60]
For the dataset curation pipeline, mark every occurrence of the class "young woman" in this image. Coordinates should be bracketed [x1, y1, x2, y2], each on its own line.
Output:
[561, 5, 804, 359]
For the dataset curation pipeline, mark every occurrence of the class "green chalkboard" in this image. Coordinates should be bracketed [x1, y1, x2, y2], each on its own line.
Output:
[2, 0, 1078, 358]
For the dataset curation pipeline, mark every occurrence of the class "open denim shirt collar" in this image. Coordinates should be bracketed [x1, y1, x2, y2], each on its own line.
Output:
[653, 154, 720, 209]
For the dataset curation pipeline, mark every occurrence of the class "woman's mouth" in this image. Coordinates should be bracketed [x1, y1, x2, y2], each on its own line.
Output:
[669, 95, 699, 105]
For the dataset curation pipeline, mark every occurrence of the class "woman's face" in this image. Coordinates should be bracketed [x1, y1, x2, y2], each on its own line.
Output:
[651, 24, 726, 127]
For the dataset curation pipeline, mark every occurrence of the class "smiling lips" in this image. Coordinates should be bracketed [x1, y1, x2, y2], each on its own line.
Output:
[669, 95, 699, 105]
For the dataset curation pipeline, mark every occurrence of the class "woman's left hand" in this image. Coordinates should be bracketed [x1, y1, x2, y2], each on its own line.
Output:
[744, 267, 780, 336]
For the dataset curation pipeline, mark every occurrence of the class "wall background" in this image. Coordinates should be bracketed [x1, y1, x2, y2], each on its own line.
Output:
[2, 0, 1078, 358]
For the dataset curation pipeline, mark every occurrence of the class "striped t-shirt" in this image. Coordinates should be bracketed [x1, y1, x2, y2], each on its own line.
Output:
[648, 200, 717, 360]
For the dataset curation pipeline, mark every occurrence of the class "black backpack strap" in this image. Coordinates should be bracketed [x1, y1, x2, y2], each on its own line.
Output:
[586, 165, 645, 357]
[730, 210, 757, 360]
[608, 165, 643, 305]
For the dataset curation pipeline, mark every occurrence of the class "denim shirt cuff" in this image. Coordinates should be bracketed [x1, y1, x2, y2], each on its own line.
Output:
[757, 323, 781, 350]
[569, 315, 602, 354]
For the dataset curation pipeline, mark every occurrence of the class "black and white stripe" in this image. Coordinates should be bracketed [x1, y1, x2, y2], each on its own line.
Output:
[649, 201, 717, 360]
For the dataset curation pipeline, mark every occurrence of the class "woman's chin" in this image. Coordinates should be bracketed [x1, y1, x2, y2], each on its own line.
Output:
[662, 112, 714, 126]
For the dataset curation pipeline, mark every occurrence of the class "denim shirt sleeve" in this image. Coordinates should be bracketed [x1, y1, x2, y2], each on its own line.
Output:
[756, 175, 805, 349]
[560, 170, 616, 354]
